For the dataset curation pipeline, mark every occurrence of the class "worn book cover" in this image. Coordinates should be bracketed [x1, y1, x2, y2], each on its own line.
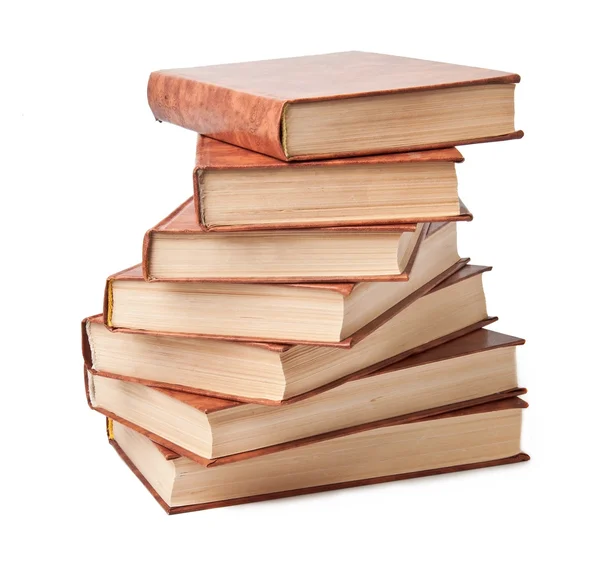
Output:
[148, 51, 522, 160]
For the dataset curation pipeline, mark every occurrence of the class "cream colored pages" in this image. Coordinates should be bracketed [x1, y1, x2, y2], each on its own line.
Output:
[112, 407, 522, 507]
[202, 161, 458, 227]
[286, 84, 515, 156]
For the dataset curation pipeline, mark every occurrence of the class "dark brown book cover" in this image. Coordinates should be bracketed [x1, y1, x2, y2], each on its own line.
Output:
[107, 398, 530, 514]
[89, 327, 526, 467]
[141, 198, 431, 283]
[192, 136, 472, 231]
[148, 51, 522, 161]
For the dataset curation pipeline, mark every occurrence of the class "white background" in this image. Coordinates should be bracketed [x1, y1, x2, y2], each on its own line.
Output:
[2, 1, 598, 561]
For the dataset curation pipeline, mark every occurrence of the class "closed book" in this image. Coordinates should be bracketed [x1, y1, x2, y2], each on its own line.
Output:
[108, 221, 459, 344]
[148, 51, 522, 161]
[87, 328, 525, 463]
[193, 136, 471, 231]
[142, 198, 426, 283]
[83, 262, 496, 404]
[108, 398, 529, 513]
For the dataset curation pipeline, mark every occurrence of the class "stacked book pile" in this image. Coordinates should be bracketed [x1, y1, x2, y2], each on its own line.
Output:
[82, 51, 529, 514]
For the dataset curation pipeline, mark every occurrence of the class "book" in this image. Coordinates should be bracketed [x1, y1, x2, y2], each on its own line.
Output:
[193, 136, 471, 230]
[107, 221, 459, 344]
[83, 262, 495, 404]
[142, 199, 426, 282]
[108, 398, 529, 513]
[147, 51, 522, 161]
[87, 329, 525, 462]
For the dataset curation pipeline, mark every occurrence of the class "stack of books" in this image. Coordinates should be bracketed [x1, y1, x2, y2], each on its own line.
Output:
[82, 51, 529, 514]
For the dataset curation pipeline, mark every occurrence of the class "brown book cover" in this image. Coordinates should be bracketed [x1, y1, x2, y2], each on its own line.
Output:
[192, 136, 472, 231]
[106, 254, 470, 347]
[148, 51, 522, 161]
[87, 327, 526, 467]
[107, 398, 530, 514]
[83, 263, 497, 405]
[142, 198, 432, 283]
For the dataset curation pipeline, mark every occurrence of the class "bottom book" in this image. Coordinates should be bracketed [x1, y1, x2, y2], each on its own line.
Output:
[108, 397, 529, 514]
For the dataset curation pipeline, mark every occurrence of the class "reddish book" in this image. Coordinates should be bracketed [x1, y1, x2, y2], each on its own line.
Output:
[148, 51, 522, 161]
[83, 263, 496, 404]
[109, 221, 461, 344]
[87, 328, 526, 464]
[192, 136, 471, 231]
[107, 398, 529, 513]
[142, 198, 428, 283]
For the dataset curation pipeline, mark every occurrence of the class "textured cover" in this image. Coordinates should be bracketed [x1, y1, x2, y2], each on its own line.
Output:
[193, 136, 471, 231]
[105, 256, 469, 348]
[142, 199, 428, 283]
[148, 51, 522, 161]
[108, 398, 529, 513]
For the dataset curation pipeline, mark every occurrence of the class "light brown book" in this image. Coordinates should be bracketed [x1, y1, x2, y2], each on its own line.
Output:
[147, 51, 522, 161]
[83, 262, 495, 404]
[87, 329, 525, 463]
[193, 136, 471, 231]
[108, 398, 529, 513]
[142, 199, 426, 282]
[108, 221, 459, 344]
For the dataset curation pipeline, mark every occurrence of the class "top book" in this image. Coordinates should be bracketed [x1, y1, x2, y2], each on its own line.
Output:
[148, 51, 522, 161]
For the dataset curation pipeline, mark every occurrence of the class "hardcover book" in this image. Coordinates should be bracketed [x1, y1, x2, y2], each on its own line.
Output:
[108, 398, 529, 513]
[148, 51, 522, 161]
[83, 262, 495, 404]
[108, 221, 459, 344]
[142, 199, 426, 282]
[193, 136, 471, 231]
[87, 329, 525, 463]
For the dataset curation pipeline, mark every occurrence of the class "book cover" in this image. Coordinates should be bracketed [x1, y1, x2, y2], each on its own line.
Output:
[193, 135, 472, 231]
[83, 264, 497, 405]
[141, 198, 429, 283]
[88, 328, 526, 466]
[148, 51, 522, 160]
[108, 398, 529, 513]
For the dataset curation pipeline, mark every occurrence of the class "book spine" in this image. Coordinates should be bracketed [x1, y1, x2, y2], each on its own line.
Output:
[81, 318, 93, 366]
[103, 278, 114, 328]
[192, 167, 209, 230]
[141, 229, 154, 281]
[147, 72, 288, 160]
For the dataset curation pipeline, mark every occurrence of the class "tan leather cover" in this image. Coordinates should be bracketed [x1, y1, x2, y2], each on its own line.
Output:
[142, 199, 430, 283]
[148, 51, 522, 161]
[192, 136, 472, 231]
[105, 257, 470, 348]
[108, 398, 529, 513]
